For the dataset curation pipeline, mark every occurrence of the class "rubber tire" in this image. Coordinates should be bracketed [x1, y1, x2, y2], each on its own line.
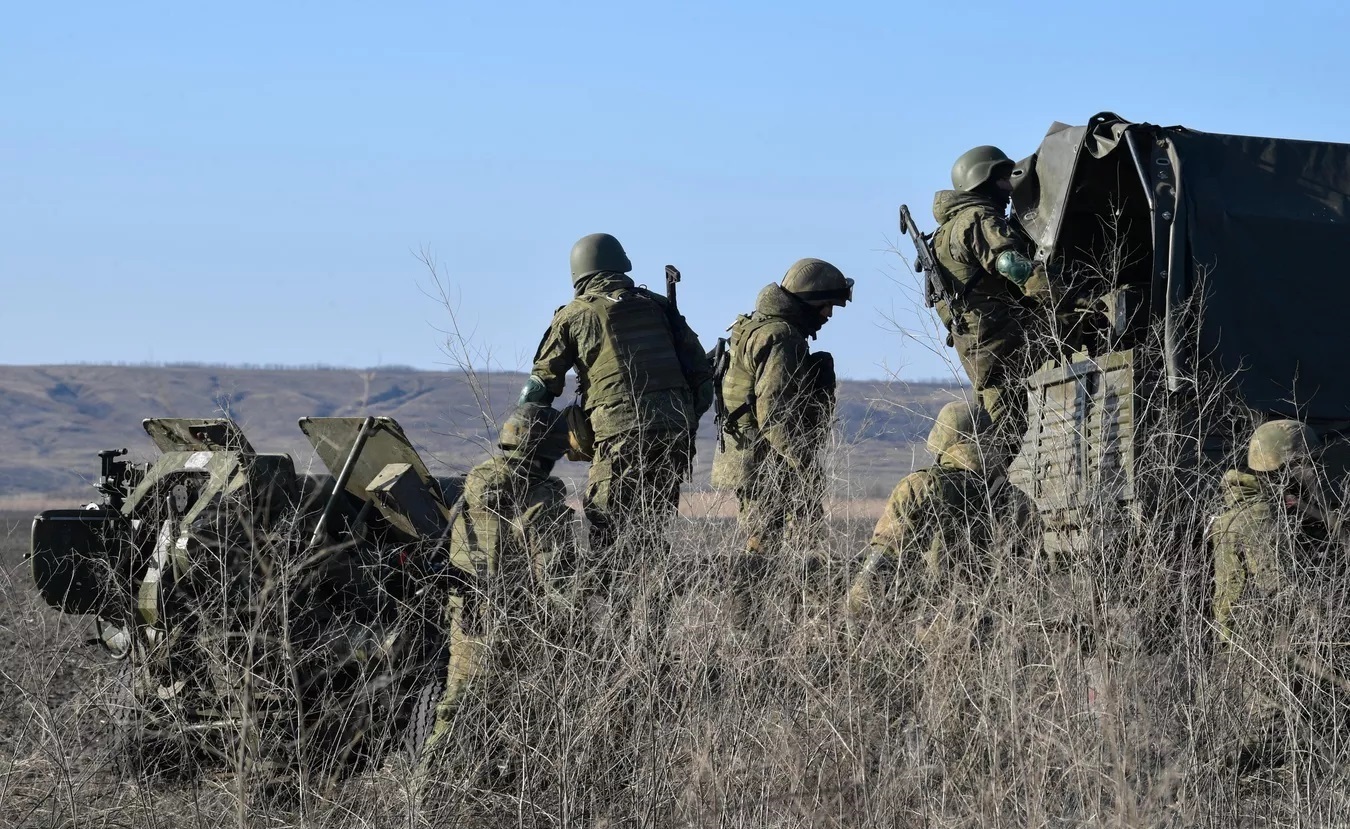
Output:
[403, 679, 445, 765]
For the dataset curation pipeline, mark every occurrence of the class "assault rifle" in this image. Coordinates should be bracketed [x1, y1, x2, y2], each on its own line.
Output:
[710, 337, 731, 452]
[899, 204, 969, 335]
[666, 263, 699, 474]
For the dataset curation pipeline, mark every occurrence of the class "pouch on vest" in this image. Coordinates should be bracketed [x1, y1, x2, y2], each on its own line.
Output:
[711, 430, 758, 491]
[800, 350, 838, 442]
[562, 402, 595, 462]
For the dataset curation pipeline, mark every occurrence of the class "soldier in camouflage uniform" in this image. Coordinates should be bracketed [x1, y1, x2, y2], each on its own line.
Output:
[419, 404, 577, 774]
[846, 401, 1037, 615]
[520, 233, 713, 564]
[931, 146, 1056, 468]
[710, 259, 852, 624]
[1207, 419, 1347, 772]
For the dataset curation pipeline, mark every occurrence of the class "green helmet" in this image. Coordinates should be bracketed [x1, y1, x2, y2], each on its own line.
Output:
[498, 404, 571, 462]
[951, 145, 1014, 192]
[927, 401, 991, 457]
[941, 442, 986, 475]
[570, 233, 632, 282]
[1247, 419, 1318, 473]
[781, 258, 853, 306]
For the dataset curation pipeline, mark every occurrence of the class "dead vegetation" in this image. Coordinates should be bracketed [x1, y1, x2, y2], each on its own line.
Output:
[4, 402, 1350, 829]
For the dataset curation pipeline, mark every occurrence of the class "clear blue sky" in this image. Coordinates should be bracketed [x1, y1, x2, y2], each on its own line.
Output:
[4, 1, 1348, 383]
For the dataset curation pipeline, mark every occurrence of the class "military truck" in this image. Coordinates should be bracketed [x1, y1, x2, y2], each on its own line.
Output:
[1001, 112, 1350, 552]
[29, 416, 465, 783]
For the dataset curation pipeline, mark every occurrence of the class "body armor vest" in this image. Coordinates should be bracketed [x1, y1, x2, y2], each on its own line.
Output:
[721, 315, 834, 434]
[449, 462, 567, 580]
[720, 313, 764, 433]
[932, 206, 1026, 315]
[576, 288, 688, 412]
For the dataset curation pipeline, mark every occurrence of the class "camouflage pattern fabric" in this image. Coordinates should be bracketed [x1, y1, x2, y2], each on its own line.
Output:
[422, 455, 577, 761]
[931, 190, 1046, 463]
[847, 449, 1036, 614]
[712, 283, 836, 559]
[1206, 467, 1348, 771]
[531, 270, 710, 556]
[582, 429, 692, 561]
[531, 271, 712, 443]
[1209, 470, 1286, 641]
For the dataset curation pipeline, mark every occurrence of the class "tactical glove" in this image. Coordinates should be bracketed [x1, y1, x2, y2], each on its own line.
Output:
[517, 375, 555, 406]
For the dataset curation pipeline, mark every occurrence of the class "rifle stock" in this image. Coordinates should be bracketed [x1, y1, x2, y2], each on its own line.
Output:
[665, 264, 681, 309]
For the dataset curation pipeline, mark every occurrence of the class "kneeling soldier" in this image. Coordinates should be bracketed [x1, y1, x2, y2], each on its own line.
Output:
[1208, 419, 1346, 773]
[847, 401, 1035, 614]
[419, 403, 577, 777]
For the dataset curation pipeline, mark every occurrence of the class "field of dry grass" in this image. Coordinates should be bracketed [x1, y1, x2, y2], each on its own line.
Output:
[7, 466, 1350, 829]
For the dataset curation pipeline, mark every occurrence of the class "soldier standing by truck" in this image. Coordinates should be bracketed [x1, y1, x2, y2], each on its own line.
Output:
[1207, 419, 1348, 773]
[519, 233, 713, 573]
[710, 258, 852, 627]
[927, 146, 1057, 469]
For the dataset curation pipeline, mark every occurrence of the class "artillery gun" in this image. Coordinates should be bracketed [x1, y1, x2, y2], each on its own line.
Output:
[29, 415, 464, 783]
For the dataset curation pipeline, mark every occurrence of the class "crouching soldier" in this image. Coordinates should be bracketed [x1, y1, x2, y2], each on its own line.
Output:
[710, 258, 852, 627]
[846, 401, 1037, 616]
[1208, 419, 1347, 773]
[418, 403, 577, 784]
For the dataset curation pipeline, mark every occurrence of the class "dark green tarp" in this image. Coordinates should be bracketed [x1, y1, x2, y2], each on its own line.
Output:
[1013, 113, 1350, 422]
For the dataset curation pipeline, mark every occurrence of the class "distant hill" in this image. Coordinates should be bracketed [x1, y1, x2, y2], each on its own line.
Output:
[0, 364, 964, 507]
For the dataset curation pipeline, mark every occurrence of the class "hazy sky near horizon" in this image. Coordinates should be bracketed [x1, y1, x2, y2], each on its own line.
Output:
[5, 1, 1348, 382]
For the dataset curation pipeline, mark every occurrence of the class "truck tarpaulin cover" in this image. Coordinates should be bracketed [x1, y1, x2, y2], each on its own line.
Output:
[1014, 112, 1350, 421]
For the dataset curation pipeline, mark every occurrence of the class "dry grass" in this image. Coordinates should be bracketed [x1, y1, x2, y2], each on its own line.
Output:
[4, 245, 1348, 827]
[5, 410, 1349, 829]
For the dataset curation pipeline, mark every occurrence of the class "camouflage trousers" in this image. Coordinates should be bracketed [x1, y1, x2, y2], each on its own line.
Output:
[583, 428, 691, 565]
[418, 587, 574, 793]
[735, 455, 825, 557]
[729, 457, 826, 630]
[419, 595, 489, 777]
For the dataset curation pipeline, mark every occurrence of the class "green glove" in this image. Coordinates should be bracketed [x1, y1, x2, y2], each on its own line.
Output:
[517, 375, 554, 406]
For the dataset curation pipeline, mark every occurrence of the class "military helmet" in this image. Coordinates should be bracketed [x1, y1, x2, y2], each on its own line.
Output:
[951, 145, 1014, 192]
[498, 403, 571, 462]
[942, 442, 986, 475]
[781, 258, 853, 307]
[570, 233, 632, 282]
[927, 401, 991, 457]
[1247, 419, 1319, 473]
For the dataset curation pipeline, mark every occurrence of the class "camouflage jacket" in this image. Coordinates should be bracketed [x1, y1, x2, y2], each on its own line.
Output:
[847, 451, 1037, 615]
[532, 271, 712, 442]
[931, 190, 1043, 386]
[448, 456, 577, 601]
[1208, 469, 1337, 642]
[868, 455, 1018, 583]
[711, 283, 835, 487]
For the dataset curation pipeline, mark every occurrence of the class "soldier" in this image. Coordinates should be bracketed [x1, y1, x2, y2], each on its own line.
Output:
[419, 403, 577, 779]
[1207, 419, 1346, 772]
[520, 233, 713, 563]
[710, 259, 852, 623]
[846, 401, 1037, 615]
[1209, 419, 1337, 639]
[931, 146, 1056, 468]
